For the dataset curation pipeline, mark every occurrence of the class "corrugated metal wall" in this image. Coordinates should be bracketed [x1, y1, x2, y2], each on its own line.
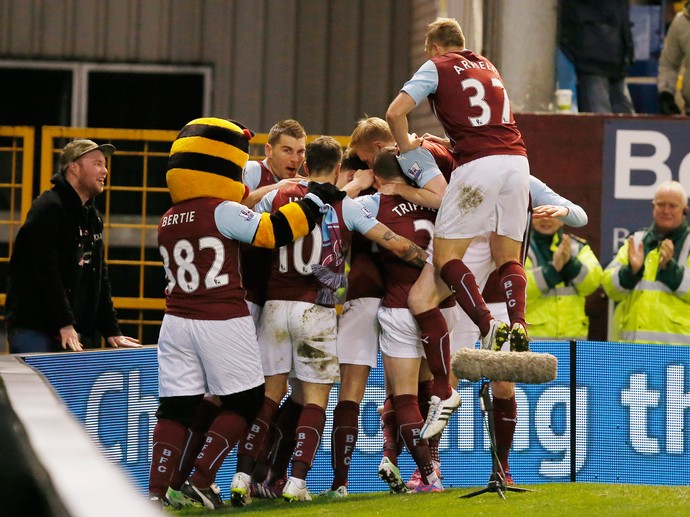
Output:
[0, 0, 412, 135]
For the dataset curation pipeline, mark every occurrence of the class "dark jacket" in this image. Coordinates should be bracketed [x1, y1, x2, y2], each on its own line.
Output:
[559, 0, 634, 78]
[5, 173, 120, 348]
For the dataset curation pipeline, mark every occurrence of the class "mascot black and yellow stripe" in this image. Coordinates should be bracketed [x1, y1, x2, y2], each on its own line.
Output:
[166, 117, 316, 248]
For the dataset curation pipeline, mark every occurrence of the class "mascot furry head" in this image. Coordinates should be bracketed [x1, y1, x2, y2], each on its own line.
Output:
[166, 117, 254, 205]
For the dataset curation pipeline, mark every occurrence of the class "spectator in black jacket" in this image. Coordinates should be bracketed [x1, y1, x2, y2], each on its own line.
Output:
[559, 0, 635, 113]
[5, 140, 141, 353]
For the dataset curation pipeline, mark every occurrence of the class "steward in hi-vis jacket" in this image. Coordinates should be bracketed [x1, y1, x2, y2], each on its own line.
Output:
[603, 180, 690, 345]
[526, 218, 603, 340]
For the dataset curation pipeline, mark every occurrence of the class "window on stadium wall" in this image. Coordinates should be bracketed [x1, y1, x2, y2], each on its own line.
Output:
[87, 71, 204, 131]
[0, 62, 208, 188]
[0, 66, 74, 235]
[0, 68, 73, 127]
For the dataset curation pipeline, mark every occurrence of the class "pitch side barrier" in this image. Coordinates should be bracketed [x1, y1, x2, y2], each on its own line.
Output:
[0, 355, 163, 517]
[17, 340, 690, 498]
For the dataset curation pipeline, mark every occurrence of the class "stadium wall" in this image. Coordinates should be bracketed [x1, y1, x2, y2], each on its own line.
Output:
[0, 0, 412, 136]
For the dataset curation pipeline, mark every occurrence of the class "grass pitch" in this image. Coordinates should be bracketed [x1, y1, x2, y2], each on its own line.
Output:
[171, 483, 690, 516]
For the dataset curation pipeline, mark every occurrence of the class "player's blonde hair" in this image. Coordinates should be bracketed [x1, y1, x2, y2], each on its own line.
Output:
[349, 116, 393, 151]
[425, 17, 466, 53]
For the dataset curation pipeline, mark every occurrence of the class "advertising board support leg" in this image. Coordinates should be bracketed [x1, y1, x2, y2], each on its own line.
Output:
[460, 378, 532, 500]
[570, 339, 577, 483]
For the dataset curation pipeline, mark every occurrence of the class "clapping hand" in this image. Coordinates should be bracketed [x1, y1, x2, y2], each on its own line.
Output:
[658, 239, 674, 270]
[627, 235, 644, 274]
[553, 234, 572, 272]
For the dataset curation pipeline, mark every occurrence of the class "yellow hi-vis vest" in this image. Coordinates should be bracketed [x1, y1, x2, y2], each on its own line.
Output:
[525, 233, 603, 339]
[603, 227, 690, 345]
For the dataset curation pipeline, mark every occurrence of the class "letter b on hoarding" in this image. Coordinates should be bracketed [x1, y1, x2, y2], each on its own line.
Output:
[615, 130, 672, 199]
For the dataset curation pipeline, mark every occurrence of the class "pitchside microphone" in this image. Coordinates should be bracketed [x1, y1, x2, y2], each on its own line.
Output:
[451, 348, 558, 384]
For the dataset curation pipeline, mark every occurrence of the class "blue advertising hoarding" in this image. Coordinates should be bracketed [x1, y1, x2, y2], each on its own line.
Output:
[601, 118, 690, 266]
[577, 341, 690, 483]
[23, 340, 690, 496]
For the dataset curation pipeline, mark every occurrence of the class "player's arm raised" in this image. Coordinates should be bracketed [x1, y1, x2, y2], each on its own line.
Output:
[386, 92, 421, 153]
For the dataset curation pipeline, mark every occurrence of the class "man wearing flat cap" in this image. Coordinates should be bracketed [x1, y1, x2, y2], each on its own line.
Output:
[5, 139, 141, 353]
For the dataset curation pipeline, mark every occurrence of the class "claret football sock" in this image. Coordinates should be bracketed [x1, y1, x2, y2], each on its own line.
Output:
[440, 259, 492, 335]
[290, 403, 327, 480]
[331, 400, 359, 490]
[493, 394, 517, 474]
[498, 260, 527, 328]
[236, 398, 279, 475]
[413, 308, 452, 399]
[192, 411, 247, 488]
[169, 398, 220, 491]
[149, 419, 188, 498]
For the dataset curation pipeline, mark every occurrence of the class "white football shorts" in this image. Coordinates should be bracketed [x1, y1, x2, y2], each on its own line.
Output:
[157, 314, 264, 397]
[378, 305, 459, 359]
[434, 154, 530, 241]
[336, 297, 381, 368]
[257, 300, 339, 384]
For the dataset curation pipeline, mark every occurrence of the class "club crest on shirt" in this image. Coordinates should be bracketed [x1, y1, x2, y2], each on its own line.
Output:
[360, 205, 374, 219]
[407, 161, 423, 182]
[238, 207, 255, 221]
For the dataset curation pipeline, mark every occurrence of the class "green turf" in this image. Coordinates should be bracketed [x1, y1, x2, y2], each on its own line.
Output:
[169, 483, 690, 517]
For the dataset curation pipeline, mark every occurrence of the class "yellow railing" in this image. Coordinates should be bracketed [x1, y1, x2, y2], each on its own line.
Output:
[0, 127, 35, 353]
[0, 125, 35, 248]
[2, 126, 350, 350]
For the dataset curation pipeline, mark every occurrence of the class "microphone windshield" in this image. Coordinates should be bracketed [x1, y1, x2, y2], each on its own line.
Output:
[451, 348, 558, 384]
